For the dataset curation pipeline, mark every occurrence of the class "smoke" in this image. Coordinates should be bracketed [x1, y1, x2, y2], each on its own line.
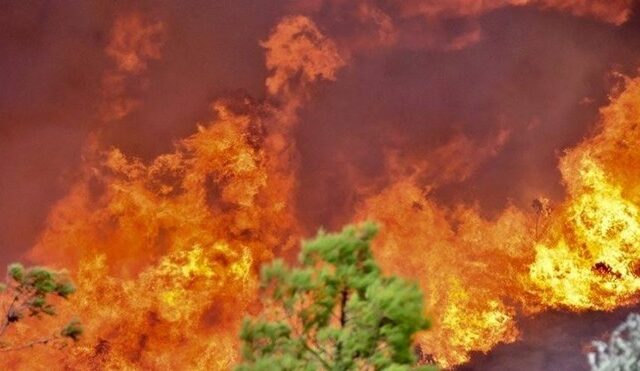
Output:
[392, 0, 633, 25]
[289, 0, 634, 53]
[461, 307, 637, 370]
[295, 7, 640, 232]
[262, 15, 345, 97]
[101, 13, 165, 122]
[3, 1, 638, 259]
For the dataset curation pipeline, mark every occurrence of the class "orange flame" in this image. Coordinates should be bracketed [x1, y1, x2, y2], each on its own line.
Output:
[355, 177, 529, 366]
[528, 75, 640, 310]
[355, 73, 640, 367]
[2, 14, 344, 370]
[18, 100, 298, 369]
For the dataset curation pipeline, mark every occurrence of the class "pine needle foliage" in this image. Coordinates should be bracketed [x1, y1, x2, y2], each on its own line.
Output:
[0, 263, 82, 351]
[237, 223, 435, 371]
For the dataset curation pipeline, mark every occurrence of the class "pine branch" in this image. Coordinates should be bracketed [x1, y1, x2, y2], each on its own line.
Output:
[0, 294, 19, 338]
[0, 335, 61, 353]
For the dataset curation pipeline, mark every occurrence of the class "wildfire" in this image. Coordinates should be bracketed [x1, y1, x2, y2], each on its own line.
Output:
[14, 100, 297, 369]
[5, 4, 640, 370]
[355, 177, 529, 366]
[355, 74, 640, 367]
[528, 75, 640, 310]
[2, 14, 343, 370]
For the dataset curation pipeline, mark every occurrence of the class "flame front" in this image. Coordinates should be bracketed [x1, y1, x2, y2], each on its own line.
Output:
[19, 100, 299, 369]
[355, 178, 529, 366]
[528, 76, 640, 310]
[355, 74, 640, 366]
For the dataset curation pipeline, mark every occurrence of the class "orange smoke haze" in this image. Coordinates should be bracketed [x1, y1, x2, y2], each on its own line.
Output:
[106, 14, 165, 74]
[101, 13, 165, 122]
[2, 1, 640, 370]
[263, 15, 345, 96]
[291, 0, 635, 51]
[394, 0, 633, 25]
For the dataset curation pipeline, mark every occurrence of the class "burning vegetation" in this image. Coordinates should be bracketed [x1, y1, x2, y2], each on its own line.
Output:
[356, 73, 640, 366]
[2, 1, 640, 370]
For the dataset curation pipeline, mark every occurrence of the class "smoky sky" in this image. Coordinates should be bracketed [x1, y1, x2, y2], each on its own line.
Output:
[296, 5, 640, 230]
[2, 1, 640, 262]
[2, 1, 640, 259]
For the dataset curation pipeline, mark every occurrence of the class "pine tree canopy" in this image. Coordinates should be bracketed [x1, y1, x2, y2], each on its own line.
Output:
[236, 222, 436, 371]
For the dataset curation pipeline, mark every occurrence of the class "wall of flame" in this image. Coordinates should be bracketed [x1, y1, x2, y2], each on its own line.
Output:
[1, 1, 639, 369]
[356, 74, 640, 365]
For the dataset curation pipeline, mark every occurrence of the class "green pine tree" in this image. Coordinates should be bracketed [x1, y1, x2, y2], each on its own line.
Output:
[236, 223, 436, 371]
[0, 263, 82, 351]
